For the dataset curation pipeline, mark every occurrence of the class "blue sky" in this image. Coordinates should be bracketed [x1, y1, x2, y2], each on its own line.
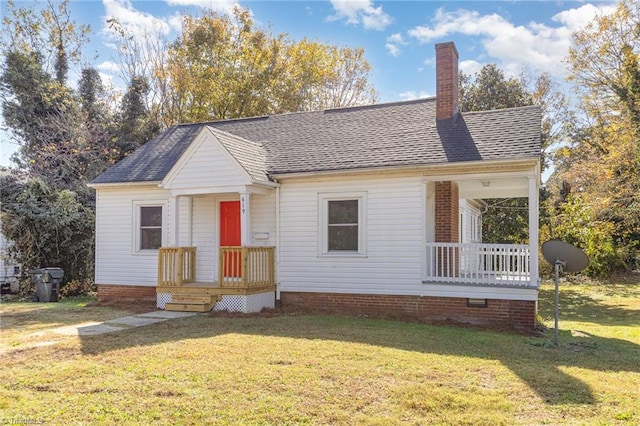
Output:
[0, 0, 616, 166]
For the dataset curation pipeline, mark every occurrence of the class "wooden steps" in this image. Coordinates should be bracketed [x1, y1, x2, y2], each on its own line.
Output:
[165, 293, 221, 313]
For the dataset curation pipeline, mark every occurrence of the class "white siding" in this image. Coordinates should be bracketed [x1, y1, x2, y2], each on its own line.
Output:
[96, 183, 277, 287]
[250, 191, 276, 247]
[95, 185, 170, 286]
[165, 137, 249, 190]
[459, 200, 482, 244]
[177, 196, 192, 246]
[192, 196, 217, 282]
[278, 174, 425, 296]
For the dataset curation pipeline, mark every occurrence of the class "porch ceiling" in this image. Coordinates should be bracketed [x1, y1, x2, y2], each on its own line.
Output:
[457, 176, 528, 199]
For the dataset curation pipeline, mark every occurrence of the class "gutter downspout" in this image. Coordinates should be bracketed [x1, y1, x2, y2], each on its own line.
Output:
[275, 185, 281, 301]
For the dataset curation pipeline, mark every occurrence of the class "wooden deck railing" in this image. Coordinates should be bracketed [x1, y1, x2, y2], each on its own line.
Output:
[219, 246, 275, 288]
[426, 243, 533, 287]
[158, 247, 196, 286]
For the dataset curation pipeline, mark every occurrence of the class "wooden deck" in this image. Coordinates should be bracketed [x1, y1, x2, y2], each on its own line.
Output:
[157, 246, 276, 312]
[157, 282, 276, 296]
[157, 282, 276, 312]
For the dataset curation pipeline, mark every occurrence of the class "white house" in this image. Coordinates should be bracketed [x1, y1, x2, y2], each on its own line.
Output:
[89, 42, 541, 330]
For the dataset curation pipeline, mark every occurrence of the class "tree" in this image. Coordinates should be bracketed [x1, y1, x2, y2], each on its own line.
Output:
[1, 0, 96, 189]
[552, 0, 640, 271]
[1, 0, 90, 85]
[106, 17, 171, 126]
[115, 76, 160, 160]
[568, 0, 640, 127]
[459, 64, 530, 112]
[114, 7, 378, 125]
[0, 173, 95, 280]
[540, 195, 618, 277]
[0, 0, 104, 281]
[1, 50, 78, 188]
[283, 42, 377, 111]
[78, 68, 107, 123]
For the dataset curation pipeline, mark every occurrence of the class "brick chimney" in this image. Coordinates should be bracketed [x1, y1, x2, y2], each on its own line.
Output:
[435, 42, 459, 120]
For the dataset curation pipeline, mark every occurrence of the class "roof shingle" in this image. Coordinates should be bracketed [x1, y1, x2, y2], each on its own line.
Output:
[91, 98, 541, 185]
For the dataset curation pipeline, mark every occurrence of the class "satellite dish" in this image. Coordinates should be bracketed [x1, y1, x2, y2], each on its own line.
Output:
[541, 239, 589, 346]
[542, 239, 589, 273]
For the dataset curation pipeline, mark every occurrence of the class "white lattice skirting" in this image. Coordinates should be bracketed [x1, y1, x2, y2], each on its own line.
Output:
[156, 291, 275, 312]
[214, 292, 275, 313]
[157, 293, 172, 309]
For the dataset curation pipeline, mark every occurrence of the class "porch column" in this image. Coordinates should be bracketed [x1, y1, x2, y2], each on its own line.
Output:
[435, 181, 459, 277]
[171, 195, 180, 246]
[435, 181, 459, 243]
[240, 193, 251, 246]
[528, 175, 539, 285]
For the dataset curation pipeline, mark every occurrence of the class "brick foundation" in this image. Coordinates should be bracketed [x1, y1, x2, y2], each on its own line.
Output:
[97, 284, 157, 302]
[281, 291, 537, 331]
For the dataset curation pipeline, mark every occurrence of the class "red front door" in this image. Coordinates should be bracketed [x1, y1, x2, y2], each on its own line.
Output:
[220, 201, 241, 277]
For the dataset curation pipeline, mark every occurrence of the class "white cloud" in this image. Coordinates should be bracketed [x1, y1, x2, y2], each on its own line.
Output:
[406, 4, 614, 76]
[387, 33, 403, 44]
[103, 0, 173, 37]
[97, 60, 121, 73]
[385, 33, 406, 57]
[165, 0, 236, 11]
[385, 43, 400, 57]
[459, 59, 483, 76]
[167, 14, 183, 32]
[328, 0, 392, 31]
[398, 90, 432, 101]
[552, 3, 615, 31]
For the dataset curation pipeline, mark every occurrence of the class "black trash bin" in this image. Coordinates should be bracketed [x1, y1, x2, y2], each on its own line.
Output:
[30, 268, 64, 302]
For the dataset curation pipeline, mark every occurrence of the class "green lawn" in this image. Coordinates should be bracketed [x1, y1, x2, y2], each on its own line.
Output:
[1, 278, 638, 425]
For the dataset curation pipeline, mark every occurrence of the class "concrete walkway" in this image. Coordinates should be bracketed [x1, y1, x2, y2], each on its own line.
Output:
[52, 311, 197, 336]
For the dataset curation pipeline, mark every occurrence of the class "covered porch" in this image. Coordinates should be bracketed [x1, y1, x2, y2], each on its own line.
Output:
[154, 186, 278, 313]
[156, 246, 276, 312]
[150, 124, 279, 312]
[423, 165, 540, 292]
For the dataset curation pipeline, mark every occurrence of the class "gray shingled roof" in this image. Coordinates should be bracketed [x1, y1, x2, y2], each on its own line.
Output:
[91, 98, 541, 184]
[91, 125, 201, 184]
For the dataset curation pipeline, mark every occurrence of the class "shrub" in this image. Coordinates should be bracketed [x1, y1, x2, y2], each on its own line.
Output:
[18, 277, 35, 297]
[59, 279, 96, 298]
[542, 195, 619, 277]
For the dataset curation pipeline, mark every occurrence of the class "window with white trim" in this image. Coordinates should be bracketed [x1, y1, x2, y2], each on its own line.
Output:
[319, 193, 366, 255]
[136, 205, 163, 251]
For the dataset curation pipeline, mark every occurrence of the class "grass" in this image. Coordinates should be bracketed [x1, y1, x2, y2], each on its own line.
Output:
[1, 278, 639, 425]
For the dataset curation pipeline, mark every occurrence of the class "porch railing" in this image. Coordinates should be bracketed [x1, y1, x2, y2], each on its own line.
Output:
[219, 246, 275, 288]
[426, 243, 532, 287]
[158, 247, 196, 287]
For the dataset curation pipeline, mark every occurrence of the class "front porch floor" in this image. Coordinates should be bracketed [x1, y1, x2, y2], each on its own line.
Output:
[158, 282, 276, 296]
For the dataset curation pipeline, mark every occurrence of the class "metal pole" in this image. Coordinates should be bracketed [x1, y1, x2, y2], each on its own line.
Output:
[553, 260, 565, 346]
[554, 261, 560, 346]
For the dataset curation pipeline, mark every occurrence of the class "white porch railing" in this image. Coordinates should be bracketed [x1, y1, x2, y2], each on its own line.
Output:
[425, 243, 533, 287]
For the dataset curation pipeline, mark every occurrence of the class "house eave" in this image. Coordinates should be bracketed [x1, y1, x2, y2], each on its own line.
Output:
[252, 180, 280, 188]
[87, 180, 163, 189]
[270, 157, 541, 180]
